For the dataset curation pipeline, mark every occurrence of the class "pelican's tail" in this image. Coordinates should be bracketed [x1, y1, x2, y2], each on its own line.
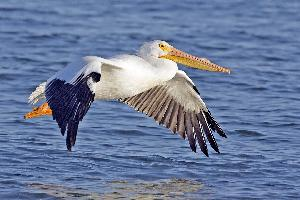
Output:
[25, 82, 52, 119]
[28, 82, 46, 105]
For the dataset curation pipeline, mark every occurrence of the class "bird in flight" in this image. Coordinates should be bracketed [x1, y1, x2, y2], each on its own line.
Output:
[25, 40, 230, 157]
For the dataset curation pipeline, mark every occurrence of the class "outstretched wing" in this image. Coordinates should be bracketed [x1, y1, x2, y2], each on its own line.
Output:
[45, 56, 118, 151]
[120, 70, 226, 156]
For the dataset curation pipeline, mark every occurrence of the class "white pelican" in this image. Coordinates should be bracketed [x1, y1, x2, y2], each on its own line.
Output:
[25, 40, 230, 157]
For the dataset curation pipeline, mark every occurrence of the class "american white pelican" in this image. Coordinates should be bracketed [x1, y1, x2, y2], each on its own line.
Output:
[25, 40, 230, 157]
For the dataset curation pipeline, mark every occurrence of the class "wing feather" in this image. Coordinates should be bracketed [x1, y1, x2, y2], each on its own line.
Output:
[162, 99, 175, 127]
[177, 106, 186, 139]
[169, 102, 179, 133]
[197, 112, 219, 153]
[155, 96, 172, 123]
[140, 86, 162, 113]
[120, 70, 226, 156]
[185, 112, 196, 152]
[150, 91, 169, 117]
[191, 113, 208, 156]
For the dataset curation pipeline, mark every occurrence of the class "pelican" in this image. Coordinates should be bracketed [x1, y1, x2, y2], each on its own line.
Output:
[25, 40, 230, 157]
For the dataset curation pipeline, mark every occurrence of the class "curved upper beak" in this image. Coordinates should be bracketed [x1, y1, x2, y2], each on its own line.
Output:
[159, 47, 231, 74]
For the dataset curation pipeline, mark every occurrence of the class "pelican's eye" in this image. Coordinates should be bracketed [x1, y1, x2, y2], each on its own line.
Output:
[159, 43, 169, 51]
[159, 44, 165, 48]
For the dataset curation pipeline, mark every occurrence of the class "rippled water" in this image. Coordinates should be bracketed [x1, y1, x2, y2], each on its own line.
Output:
[0, 0, 299, 199]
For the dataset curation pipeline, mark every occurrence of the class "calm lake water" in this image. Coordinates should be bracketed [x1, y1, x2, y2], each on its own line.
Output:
[0, 0, 299, 199]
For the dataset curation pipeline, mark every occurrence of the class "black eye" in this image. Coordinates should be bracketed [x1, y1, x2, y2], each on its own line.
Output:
[159, 44, 165, 48]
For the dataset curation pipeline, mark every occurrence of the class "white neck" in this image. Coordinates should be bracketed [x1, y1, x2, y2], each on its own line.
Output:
[140, 54, 178, 82]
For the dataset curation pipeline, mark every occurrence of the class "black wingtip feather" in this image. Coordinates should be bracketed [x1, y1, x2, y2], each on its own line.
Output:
[61, 126, 66, 136]
[203, 151, 209, 157]
[66, 144, 72, 151]
[199, 141, 209, 157]
[201, 145, 209, 157]
[204, 110, 227, 138]
[197, 112, 220, 154]
[66, 133, 72, 151]
[67, 146, 72, 151]
[46, 72, 100, 151]
[184, 113, 197, 153]
[191, 114, 209, 157]
[191, 145, 197, 153]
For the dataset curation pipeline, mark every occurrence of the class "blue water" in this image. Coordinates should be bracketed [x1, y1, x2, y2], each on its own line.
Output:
[0, 0, 300, 199]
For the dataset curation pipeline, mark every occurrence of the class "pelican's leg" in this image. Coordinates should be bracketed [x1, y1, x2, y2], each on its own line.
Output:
[24, 102, 52, 119]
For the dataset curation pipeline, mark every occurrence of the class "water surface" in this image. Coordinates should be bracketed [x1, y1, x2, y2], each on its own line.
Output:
[0, 0, 299, 199]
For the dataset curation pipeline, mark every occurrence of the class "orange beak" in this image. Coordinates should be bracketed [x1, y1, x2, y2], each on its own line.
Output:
[160, 46, 230, 74]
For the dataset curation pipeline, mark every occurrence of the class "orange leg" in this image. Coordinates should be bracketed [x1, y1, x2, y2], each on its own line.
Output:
[24, 102, 52, 119]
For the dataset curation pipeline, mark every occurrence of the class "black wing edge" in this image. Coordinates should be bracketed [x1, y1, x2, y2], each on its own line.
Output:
[204, 109, 227, 138]
[45, 72, 101, 151]
[185, 109, 226, 157]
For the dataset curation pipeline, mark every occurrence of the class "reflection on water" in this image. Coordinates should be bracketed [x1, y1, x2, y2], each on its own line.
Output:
[29, 178, 202, 199]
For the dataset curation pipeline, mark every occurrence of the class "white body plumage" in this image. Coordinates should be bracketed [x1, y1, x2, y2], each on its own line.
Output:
[27, 40, 229, 156]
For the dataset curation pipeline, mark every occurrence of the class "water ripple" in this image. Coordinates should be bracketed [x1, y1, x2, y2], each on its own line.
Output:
[0, 0, 299, 199]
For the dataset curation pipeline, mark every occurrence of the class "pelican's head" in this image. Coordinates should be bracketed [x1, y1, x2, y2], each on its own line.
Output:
[139, 40, 230, 74]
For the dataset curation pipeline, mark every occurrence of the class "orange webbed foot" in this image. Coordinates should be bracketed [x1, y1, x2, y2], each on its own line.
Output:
[24, 102, 52, 119]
